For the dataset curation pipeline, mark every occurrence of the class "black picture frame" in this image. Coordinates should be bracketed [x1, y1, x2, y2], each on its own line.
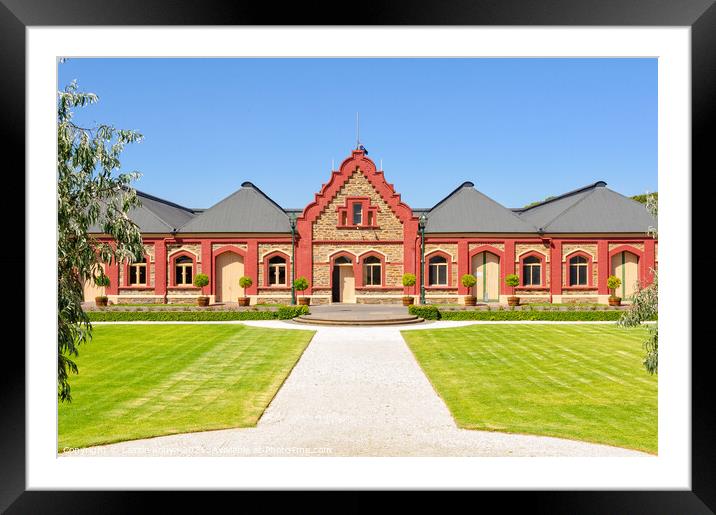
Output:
[3, 0, 711, 512]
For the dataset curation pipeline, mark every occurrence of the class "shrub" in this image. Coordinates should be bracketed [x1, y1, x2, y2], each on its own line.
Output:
[193, 273, 209, 288]
[239, 276, 253, 289]
[94, 274, 110, 287]
[87, 311, 278, 322]
[408, 305, 441, 320]
[276, 305, 310, 319]
[438, 310, 652, 321]
[294, 277, 309, 294]
[461, 274, 477, 289]
[607, 275, 622, 295]
[505, 274, 519, 288]
[402, 273, 417, 287]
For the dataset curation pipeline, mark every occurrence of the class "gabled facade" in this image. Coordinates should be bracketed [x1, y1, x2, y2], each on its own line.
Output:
[86, 148, 657, 305]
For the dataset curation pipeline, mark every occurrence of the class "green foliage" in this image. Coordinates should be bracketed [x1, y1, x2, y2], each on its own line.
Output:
[293, 276, 309, 293]
[276, 305, 310, 319]
[619, 272, 658, 374]
[439, 310, 643, 321]
[631, 192, 658, 205]
[461, 273, 477, 288]
[607, 275, 621, 293]
[505, 274, 520, 287]
[193, 273, 209, 288]
[408, 305, 441, 320]
[402, 273, 417, 287]
[239, 276, 253, 289]
[57, 79, 145, 402]
[523, 195, 556, 209]
[94, 274, 110, 287]
[87, 311, 281, 322]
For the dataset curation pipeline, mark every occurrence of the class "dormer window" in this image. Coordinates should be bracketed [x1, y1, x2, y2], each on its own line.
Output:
[352, 202, 363, 225]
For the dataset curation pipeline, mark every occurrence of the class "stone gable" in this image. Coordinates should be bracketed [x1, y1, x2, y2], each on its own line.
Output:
[312, 169, 404, 242]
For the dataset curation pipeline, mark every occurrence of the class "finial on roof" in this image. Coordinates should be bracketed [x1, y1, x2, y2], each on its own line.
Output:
[241, 181, 255, 188]
[461, 181, 475, 188]
[595, 181, 607, 187]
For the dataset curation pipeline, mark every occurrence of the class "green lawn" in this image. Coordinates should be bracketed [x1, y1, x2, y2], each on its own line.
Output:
[401, 324, 657, 453]
[59, 324, 314, 451]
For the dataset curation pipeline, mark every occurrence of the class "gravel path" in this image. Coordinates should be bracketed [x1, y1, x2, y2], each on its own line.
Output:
[66, 321, 650, 457]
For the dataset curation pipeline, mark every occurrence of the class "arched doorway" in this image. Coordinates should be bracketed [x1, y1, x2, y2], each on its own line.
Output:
[215, 251, 245, 303]
[332, 256, 355, 303]
[611, 251, 639, 299]
[471, 251, 500, 302]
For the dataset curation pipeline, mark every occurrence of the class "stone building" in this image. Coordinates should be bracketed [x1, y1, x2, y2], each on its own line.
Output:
[85, 148, 657, 305]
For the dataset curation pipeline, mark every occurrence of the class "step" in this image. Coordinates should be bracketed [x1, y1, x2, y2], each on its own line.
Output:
[292, 315, 425, 326]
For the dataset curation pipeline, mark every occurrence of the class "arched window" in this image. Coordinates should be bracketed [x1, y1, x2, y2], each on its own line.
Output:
[268, 255, 287, 286]
[522, 256, 542, 286]
[128, 260, 147, 285]
[174, 255, 193, 286]
[363, 256, 382, 286]
[569, 255, 588, 286]
[335, 256, 351, 265]
[428, 255, 448, 286]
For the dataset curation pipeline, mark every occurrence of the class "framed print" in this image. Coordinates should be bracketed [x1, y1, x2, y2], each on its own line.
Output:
[4, 0, 713, 512]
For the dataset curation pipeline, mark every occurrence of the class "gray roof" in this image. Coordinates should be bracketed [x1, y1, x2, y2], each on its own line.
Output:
[178, 182, 291, 233]
[88, 190, 196, 233]
[424, 182, 537, 233]
[517, 182, 657, 233]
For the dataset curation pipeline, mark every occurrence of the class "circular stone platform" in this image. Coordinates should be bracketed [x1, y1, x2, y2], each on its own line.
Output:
[293, 304, 424, 326]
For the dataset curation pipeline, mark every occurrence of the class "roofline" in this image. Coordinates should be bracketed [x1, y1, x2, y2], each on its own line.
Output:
[134, 188, 196, 214]
[515, 181, 607, 213]
[240, 181, 290, 216]
[426, 181, 475, 214]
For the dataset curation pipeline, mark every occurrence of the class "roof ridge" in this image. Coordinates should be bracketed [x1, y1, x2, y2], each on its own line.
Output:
[540, 187, 598, 232]
[134, 197, 176, 232]
[519, 181, 606, 213]
[427, 181, 474, 215]
[135, 189, 195, 213]
[240, 181, 290, 218]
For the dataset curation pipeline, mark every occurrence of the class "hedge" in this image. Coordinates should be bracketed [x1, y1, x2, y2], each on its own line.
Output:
[88, 306, 309, 322]
[409, 305, 656, 322]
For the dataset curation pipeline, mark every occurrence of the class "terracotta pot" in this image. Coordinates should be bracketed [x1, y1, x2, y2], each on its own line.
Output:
[237, 297, 250, 307]
[507, 296, 520, 307]
[298, 297, 311, 306]
[464, 295, 477, 306]
[608, 296, 622, 307]
[402, 296, 414, 306]
[95, 296, 108, 307]
[197, 296, 210, 307]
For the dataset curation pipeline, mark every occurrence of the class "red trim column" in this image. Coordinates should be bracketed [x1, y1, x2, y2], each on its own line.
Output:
[296, 220, 312, 295]
[644, 239, 656, 285]
[550, 240, 562, 297]
[502, 239, 515, 295]
[597, 240, 609, 294]
[201, 240, 212, 296]
[246, 240, 259, 296]
[155, 240, 167, 297]
[457, 240, 469, 295]
[106, 254, 119, 296]
[403, 219, 418, 295]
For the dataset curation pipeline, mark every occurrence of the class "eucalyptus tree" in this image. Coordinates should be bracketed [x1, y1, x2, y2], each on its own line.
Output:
[618, 194, 658, 374]
[57, 79, 145, 401]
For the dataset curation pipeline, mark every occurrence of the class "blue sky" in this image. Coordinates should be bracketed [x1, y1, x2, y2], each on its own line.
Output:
[58, 58, 657, 210]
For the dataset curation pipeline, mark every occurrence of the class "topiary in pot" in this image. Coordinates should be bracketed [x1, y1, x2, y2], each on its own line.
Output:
[94, 273, 110, 307]
[401, 273, 417, 306]
[607, 275, 622, 306]
[294, 277, 310, 305]
[505, 273, 520, 306]
[193, 273, 210, 306]
[461, 273, 477, 306]
[237, 276, 252, 306]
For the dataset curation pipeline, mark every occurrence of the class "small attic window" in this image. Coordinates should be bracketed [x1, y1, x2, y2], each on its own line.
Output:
[352, 202, 363, 225]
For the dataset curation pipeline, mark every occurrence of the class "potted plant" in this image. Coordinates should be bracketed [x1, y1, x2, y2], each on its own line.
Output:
[193, 273, 210, 306]
[238, 276, 252, 306]
[401, 273, 416, 306]
[607, 275, 622, 306]
[461, 273, 477, 306]
[94, 273, 110, 307]
[505, 273, 520, 306]
[294, 277, 310, 305]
